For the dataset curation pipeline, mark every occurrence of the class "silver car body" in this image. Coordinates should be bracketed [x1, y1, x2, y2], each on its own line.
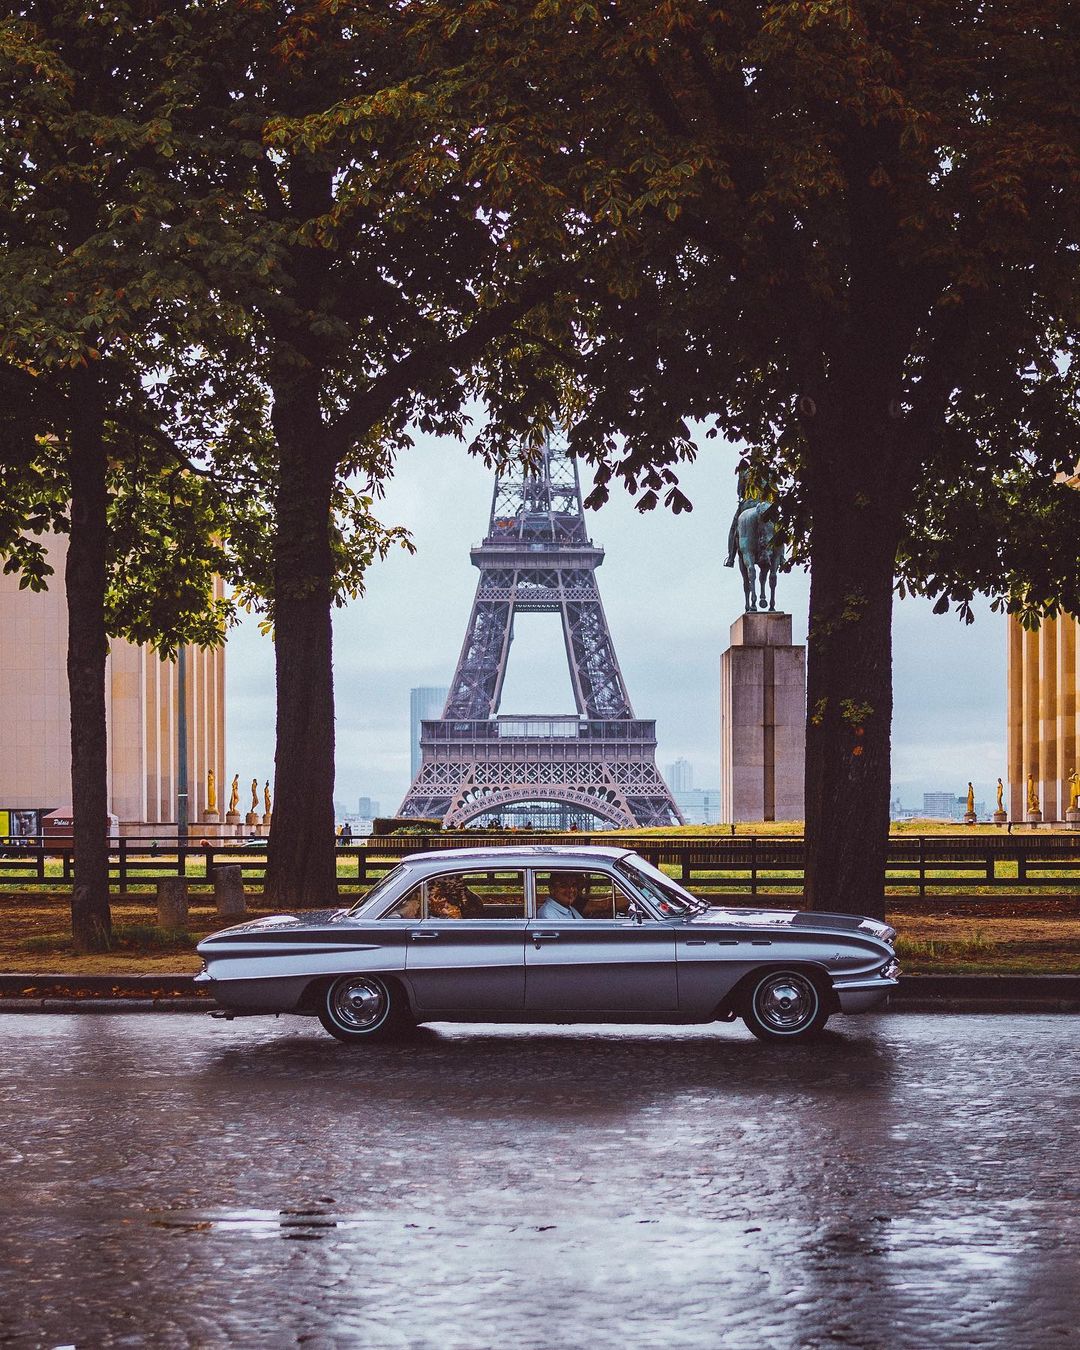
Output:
[195, 845, 898, 1024]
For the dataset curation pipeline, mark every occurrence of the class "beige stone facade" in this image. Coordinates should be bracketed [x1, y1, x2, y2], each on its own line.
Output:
[0, 535, 225, 833]
[1006, 465, 1080, 822]
[1007, 615, 1080, 821]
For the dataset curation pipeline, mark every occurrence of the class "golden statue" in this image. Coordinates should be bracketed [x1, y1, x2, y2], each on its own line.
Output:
[229, 774, 239, 813]
[264, 780, 272, 815]
[1027, 774, 1040, 814]
[966, 782, 975, 815]
[996, 778, 1004, 813]
[207, 768, 217, 813]
[1069, 769, 1080, 811]
[250, 777, 259, 812]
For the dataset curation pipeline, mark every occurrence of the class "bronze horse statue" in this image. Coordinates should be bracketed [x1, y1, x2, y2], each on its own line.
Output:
[735, 501, 782, 612]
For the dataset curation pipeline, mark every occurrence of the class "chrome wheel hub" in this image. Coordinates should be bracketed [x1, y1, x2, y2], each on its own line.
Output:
[329, 977, 388, 1031]
[756, 975, 817, 1032]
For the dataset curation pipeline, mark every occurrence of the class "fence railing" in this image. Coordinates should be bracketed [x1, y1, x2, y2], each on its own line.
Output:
[2, 832, 1079, 901]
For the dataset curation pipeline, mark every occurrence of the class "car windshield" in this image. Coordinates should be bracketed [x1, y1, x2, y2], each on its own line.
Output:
[616, 857, 708, 916]
[345, 864, 410, 916]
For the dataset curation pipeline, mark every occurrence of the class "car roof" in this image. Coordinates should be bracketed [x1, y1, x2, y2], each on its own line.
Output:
[400, 844, 636, 867]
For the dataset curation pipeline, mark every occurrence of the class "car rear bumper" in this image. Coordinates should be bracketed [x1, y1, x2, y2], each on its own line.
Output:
[194, 970, 312, 1013]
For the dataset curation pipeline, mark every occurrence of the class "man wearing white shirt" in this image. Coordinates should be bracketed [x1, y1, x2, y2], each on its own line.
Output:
[536, 873, 587, 920]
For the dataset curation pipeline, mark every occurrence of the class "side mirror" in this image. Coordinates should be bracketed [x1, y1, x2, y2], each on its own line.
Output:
[626, 901, 645, 924]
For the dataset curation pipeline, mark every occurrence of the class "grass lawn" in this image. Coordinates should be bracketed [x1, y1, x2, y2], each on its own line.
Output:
[3, 892, 1078, 977]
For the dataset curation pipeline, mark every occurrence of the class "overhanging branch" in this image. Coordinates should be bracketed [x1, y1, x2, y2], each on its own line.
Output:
[325, 269, 575, 460]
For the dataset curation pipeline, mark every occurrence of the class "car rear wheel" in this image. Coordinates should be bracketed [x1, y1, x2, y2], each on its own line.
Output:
[742, 969, 829, 1042]
[318, 974, 413, 1044]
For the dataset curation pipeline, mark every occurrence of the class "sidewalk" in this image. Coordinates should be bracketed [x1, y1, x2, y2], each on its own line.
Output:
[1, 972, 1079, 1014]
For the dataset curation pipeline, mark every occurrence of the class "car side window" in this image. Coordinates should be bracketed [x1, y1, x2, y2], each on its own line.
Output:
[426, 870, 525, 920]
[381, 884, 422, 919]
[533, 870, 639, 919]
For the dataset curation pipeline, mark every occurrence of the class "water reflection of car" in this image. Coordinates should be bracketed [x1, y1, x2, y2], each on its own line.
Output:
[196, 845, 899, 1045]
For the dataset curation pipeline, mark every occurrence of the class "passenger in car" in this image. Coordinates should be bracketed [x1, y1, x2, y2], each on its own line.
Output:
[537, 872, 587, 920]
[428, 879, 464, 920]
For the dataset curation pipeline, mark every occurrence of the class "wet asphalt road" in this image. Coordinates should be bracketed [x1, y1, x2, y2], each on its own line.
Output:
[1, 1014, 1078, 1350]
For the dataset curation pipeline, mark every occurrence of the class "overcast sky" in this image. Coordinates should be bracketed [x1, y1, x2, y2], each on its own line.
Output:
[226, 428, 1006, 816]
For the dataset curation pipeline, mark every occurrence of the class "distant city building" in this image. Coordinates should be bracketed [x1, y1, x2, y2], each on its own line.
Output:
[357, 796, 380, 819]
[666, 758, 694, 793]
[890, 795, 920, 821]
[922, 791, 960, 820]
[410, 686, 448, 779]
[920, 791, 985, 822]
[674, 788, 722, 825]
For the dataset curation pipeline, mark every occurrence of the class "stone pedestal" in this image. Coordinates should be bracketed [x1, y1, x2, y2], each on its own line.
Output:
[214, 865, 246, 918]
[261, 813, 272, 830]
[225, 810, 241, 827]
[156, 877, 188, 930]
[963, 811, 977, 825]
[720, 612, 805, 823]
[202, 810, 220, 825]
[244, 811, 260, 829]
[1067, 808, 1080, 828]
[1027, 811, 1043, 826]
[993, 810, 1008, 828]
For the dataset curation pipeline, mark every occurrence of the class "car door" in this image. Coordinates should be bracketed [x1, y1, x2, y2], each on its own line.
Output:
[525, 868, 678, 1011]
[403, 869, 527, 1012]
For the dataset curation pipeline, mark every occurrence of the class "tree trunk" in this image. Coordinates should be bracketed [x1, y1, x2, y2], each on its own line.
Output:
[263, 400, 339, 909]
[66, 373, 111, 951]
[802, 431, 905, 921]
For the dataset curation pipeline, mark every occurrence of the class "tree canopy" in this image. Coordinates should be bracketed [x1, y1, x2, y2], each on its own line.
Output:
[3, 0, 1077, 925]
[405, 0, 1080, 912]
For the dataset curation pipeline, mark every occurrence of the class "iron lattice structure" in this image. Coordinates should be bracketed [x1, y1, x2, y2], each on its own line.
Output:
[399, 438, 683, 829]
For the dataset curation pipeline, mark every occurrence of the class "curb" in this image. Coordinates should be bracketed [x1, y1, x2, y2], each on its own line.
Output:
[0, 997, 209, 1013]
[890, 974, 1080, 1013]
[0, 973, 209, 1012]
[0, 973, 1079, 1015]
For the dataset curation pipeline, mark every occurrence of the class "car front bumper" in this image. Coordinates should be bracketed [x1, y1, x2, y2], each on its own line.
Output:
[833, 975, 899, 1014]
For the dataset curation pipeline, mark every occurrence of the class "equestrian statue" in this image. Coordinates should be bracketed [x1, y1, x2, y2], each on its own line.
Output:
[723, 468, 784, 612]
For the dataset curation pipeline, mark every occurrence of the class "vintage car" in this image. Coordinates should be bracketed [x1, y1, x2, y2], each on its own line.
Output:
[195, 845, 899, 1044]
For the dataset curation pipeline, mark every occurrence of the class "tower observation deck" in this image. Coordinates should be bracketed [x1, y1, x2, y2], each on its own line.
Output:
[398, 437, 682, 829]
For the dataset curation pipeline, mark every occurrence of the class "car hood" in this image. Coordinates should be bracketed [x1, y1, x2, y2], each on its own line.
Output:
[691, 908, 895, 943]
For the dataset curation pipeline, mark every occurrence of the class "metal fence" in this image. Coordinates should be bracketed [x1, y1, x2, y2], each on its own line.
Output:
[2, 832, 1079, 901]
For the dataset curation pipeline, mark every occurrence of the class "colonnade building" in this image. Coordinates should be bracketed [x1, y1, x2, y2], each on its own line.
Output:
[0, 534, 225, 837]
[1007, 614, 1079, 820]
[1005, 463, 1080, 822]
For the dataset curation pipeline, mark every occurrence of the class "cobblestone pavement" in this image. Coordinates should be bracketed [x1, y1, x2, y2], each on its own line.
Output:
[1, 1014, 1077, 1349]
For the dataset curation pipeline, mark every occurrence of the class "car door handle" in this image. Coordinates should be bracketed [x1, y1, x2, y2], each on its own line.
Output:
[685, 939, 707, 946]
[532, 931, 561, 940]
[411, 931, 441, 941]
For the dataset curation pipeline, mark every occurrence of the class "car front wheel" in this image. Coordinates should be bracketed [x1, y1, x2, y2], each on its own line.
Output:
[318, 974, 413, 1044]
[742, 969, 829, 1042]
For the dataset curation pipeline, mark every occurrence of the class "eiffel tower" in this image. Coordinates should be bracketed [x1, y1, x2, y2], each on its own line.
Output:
[398, 437, 683, 829]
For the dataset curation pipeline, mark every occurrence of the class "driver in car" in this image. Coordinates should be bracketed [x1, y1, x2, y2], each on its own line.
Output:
[537, 872, 587, 920]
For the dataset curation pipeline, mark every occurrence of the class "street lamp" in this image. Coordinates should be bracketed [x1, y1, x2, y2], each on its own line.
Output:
[177, 644, 188, 845]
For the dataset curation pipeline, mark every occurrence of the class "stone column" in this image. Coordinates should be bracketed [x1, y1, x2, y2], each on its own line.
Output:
[720, 612, 805, 823]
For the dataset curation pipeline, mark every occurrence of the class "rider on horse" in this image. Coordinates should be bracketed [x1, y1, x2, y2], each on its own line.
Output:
[723, 465, 784, 611]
